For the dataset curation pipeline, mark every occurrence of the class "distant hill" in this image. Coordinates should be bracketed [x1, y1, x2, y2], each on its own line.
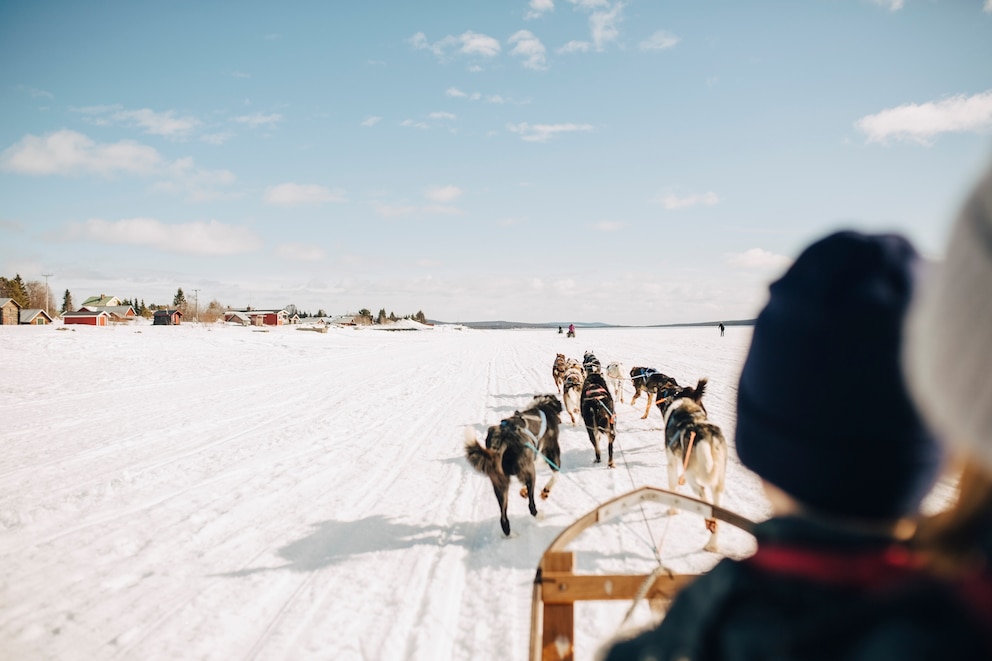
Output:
[430, 319, 755, 330]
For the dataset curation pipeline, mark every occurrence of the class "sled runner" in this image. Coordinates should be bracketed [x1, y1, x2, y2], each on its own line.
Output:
[528, 486, 756, 661]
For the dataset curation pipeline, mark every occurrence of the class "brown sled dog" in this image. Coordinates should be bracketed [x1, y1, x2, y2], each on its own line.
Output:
[464, 394, 563, 536]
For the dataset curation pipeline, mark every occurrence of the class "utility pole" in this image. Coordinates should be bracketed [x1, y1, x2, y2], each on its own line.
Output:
[42, 272, 52, 316]
[193, 288, 200, 324]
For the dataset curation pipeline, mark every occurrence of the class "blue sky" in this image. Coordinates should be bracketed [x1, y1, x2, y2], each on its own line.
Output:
[1, 0, 991, 325]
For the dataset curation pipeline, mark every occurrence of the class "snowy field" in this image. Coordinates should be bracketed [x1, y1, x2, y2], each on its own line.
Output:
[0, 322, 954, 661]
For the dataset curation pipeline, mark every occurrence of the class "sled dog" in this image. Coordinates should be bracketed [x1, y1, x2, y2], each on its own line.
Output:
[629, 366, 679, 419]
[663, 397, 727, 552]
[605, 361, 625, 403]
[580, 372, 617, 467]
[464, 394, 563, 536]
[561, 364, 585, 426]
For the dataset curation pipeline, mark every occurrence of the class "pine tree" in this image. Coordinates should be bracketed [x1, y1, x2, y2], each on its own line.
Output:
[62, 289, 74, 314]
[7, 274, 29, 308]
[173, 288, 187, 311]
[377, 308, 387, 324]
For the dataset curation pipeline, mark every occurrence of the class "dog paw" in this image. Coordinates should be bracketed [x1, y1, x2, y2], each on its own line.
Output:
[705, 518, 718, 534]
[608, 460, 615, 468]
[519, 487, 529, 498]
[540, 489, 551, 500]
[667, 507, 678, 516]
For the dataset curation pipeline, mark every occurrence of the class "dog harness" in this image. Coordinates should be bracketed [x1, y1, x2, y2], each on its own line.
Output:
[584, 385, 616, 423]
[517, 409, 548, 444]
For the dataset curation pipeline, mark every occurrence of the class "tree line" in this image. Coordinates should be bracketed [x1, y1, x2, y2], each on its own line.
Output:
[1, 276, 428, 325]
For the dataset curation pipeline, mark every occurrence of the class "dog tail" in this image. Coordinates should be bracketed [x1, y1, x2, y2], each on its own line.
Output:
[464, 427, 503, 478]
[697, 424, 727, 484]
[689, 377, 708, 401]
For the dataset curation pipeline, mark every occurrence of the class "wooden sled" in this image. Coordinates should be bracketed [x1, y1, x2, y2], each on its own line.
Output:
[529, 486, 756, 661]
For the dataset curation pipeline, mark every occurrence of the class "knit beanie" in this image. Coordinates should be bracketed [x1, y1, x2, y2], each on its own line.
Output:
[736, 230, 942, 519]
[904, 166, 992, 472]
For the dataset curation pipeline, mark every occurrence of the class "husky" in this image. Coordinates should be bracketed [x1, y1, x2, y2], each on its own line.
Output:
[605, 361, 625, 403]
[582, 350, 602, 375]
[629, 366, 679, 419]
[464, 394, 563, 536]
[663, 397, 727, 552]
[655, 377, 709, 421]
[561, 364, 585, 426]
[580, 372, 617, 467]
[552, 353, 568, 393]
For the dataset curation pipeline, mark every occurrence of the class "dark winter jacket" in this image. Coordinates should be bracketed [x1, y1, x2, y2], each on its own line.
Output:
[603, 516, 990, 661]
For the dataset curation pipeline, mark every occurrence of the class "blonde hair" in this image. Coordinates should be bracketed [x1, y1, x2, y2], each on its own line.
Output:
[912, 461, 992, 578]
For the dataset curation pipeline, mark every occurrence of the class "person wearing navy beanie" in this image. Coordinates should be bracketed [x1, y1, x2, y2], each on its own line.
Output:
[605, 231, 989, 661]
[736, 230, 942, 520]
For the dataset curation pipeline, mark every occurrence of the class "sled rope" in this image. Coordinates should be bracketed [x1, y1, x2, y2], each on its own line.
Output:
[618, 561, 676, 632]
[522, 433, 664, 565]
[678, 430, 697, 486]
[613, 433, 665, 566]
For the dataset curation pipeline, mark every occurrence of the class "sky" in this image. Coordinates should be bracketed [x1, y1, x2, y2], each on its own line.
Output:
[1, 0, 991, 326]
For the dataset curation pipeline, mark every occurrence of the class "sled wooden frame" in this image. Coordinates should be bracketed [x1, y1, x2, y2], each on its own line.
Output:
[528, 486, 756, 661]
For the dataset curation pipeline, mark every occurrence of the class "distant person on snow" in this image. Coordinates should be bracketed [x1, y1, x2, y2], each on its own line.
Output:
[719, 322, 725, 336]
[604, 231, 988, 660]
[567, 323, 575, 338]
[558, 326, 563, 334]
[905, 164, 992, 652]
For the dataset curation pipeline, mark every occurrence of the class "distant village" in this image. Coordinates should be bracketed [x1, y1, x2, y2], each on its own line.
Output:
[0, 274, 429, 328]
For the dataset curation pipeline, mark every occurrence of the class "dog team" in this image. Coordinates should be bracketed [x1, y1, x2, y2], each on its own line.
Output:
[465, 346, 726, 549]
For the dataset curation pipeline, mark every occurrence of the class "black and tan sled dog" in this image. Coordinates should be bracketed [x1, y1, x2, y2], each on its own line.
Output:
[580, 372, 617, 467]
[464, 394, 563, 536]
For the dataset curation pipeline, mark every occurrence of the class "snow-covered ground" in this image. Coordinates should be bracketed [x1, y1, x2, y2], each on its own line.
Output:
[0, 322, 954, 661]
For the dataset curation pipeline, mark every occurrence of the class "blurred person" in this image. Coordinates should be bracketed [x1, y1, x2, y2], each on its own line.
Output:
[603, 230, 988, 660]
[904, 165, 992, 644]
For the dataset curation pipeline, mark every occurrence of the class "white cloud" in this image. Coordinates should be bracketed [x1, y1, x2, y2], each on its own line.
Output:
[567, 0, 610, 8]
[425, 185, 462, 203]
[153, 158, 237, 202]
[200, 132, 234, 145]
[867, 0, 904, 11]
[640, 30, 679, 51]
[64, 218, 262, 255]
[985, 0, 992, 12]
[233, 112, 283, 128]
[374, 203, 419, 218]
[0, 130, 161, 176]
[726, 248, 791, 271]
[659, 191, 721, 210]
[25, 87, 54, 99]
[446, 87, 468, 98]
[428, 111, 456, 120]
[265, 183, 346, 206]
[409, 31, 501, 61]
[526, 0, 554, 19]
[361, 116, 382, 127]
[73, 105, 201, 140]
[509, 30, 548, 70]
[558, 40, 592, 54]
[401, 119, 430, 130]
[275, 242, 326, 261]
[590, 3, 623, 50]
[593, 221, 624, 231]
[231, 71, 251, 79]
[459, 31, 502, 57]
[855, 90, 992, 144]
[506, 121, 594, 142]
